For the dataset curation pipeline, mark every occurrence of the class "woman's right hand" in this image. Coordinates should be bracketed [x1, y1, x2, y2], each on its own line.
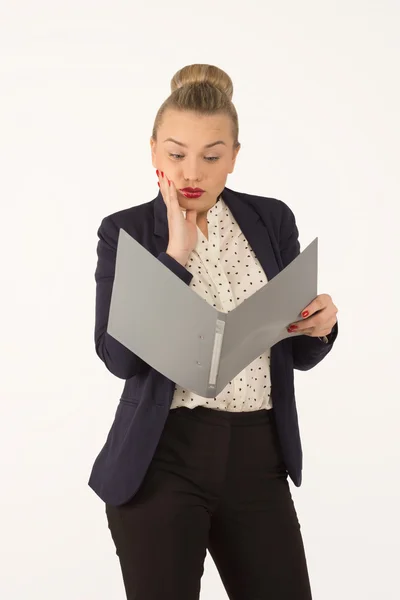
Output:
[157, 169, 198, 265]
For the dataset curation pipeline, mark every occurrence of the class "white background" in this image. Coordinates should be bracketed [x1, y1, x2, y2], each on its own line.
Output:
[1, 1, 399, 598]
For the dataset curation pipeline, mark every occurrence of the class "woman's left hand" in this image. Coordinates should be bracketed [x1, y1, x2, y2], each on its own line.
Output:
[287, 294, 338, 337]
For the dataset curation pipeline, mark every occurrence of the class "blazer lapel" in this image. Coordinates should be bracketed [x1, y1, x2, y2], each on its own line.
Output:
[222, 187, 280, 282]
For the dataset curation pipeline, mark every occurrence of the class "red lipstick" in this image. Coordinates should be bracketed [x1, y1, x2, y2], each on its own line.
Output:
[180, 187, 205, 199]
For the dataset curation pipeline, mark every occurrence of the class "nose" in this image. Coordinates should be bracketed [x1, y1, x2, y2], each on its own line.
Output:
[182, 159, 202, 183]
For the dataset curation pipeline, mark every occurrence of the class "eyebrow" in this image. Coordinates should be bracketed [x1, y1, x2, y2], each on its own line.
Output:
[163, 137, 226, 149]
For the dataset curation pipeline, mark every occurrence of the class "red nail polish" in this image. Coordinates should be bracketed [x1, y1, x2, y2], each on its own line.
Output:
[161, 171, 164, 178]
[302, 311, 309, 318]
[157, 182, 160, 187]
[290, 325, 298, 330]
[156, 169, 159, 176]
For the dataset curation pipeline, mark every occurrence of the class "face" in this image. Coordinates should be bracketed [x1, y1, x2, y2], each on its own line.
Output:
[150, 109, 240, 216]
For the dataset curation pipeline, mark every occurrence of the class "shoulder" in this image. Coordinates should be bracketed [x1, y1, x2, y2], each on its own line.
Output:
[96, 198, 156, 247]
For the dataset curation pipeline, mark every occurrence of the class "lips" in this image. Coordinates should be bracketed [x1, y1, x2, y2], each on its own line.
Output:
[180, 187, 205, 198]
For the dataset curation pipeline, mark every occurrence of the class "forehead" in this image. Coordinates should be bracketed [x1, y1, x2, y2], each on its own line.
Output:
[159, 109, 232, 141]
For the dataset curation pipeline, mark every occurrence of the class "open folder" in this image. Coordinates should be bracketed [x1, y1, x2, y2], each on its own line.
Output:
[107, 229, 318, 397]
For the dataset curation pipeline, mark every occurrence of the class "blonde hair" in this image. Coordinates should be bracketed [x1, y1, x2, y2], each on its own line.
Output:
[151, 64, 240, 148]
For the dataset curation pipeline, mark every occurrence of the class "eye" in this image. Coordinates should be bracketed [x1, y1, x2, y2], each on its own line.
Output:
[168, 153, 220, 163]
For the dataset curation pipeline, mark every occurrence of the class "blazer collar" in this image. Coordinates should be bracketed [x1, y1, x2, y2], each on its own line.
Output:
[153, 186, 280, 281]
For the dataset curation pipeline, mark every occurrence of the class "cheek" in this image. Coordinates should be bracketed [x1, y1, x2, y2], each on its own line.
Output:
[153, 153, 171, 173]
[151, 150, 159, 169]
[213, 160, 232, 179]
[157, 163, 182, 185]
[152, 147, 167, 167]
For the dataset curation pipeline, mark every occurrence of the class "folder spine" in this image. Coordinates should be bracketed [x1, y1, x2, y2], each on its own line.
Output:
[207, 317, 226, 392]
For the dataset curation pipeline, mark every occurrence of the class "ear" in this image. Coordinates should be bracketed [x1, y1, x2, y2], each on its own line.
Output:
[229, 144, 241, 174]
[150, 137, 157, 169]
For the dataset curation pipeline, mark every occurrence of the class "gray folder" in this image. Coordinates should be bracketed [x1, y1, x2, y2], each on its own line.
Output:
[107, 229, 318, 397]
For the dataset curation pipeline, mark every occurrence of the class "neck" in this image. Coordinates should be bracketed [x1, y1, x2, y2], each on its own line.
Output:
[197, 194, 220, 219]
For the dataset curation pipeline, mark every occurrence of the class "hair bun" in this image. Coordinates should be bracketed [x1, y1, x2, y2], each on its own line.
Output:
[170, 64, 233, 101]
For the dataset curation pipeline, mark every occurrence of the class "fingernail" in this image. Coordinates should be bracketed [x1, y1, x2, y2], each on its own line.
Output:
[156, 169, 159, 176]
[289, 325, 298, 330]
[302, 311, 309, 318]
[161, 171, 164, 178]
[157, 182, 160, 187]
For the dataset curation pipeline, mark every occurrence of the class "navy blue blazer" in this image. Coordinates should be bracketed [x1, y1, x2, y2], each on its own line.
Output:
[88, 186, 338, 506]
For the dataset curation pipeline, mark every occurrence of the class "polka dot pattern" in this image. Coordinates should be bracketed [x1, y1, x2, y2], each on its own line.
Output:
[170, 195, 272, 412]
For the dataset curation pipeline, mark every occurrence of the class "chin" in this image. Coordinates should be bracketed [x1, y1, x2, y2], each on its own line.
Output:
[178, 192, 210, 206]
[178, 195, 201, 206]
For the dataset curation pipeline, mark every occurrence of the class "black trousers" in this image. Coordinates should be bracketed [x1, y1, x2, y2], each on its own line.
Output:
[105, 405, 313, 600]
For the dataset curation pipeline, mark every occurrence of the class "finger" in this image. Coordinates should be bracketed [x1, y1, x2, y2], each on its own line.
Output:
[185, 209, 197, 225]
[287, 326, 313, 336]
[157, 170, 170, 209]
[166, 179, 185, 222]
[288, 314, 322, 331]
[293, 318, 336, 337]
[167, 179, 180, 209]
[291, 309, 337, 332]
[160, 171, 179, 216]
[300, 294, 330, 319]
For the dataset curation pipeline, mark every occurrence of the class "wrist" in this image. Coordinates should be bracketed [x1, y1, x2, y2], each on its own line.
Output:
[166, 248, 190, 267]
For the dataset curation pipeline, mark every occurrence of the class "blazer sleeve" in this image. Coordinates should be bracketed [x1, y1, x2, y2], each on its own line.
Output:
[279, 202, 338, 371]
[94, 216, 193, 379]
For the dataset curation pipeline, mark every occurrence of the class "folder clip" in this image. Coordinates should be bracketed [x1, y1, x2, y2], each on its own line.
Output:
[207, 317, 226, 389]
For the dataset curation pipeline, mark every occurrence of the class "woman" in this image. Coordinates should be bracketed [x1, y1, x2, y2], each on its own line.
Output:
[89, 63, 338, 600]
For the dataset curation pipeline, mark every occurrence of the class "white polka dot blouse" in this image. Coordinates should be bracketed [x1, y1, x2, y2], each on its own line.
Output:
[170, 194, 272, 412]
